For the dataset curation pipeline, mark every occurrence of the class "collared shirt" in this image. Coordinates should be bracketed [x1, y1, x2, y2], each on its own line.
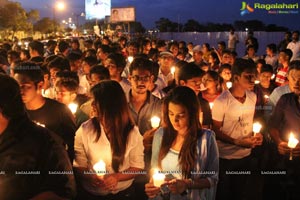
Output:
[269, 93, 300, 141]
[158, 69, 174, 89]
[0, 117, 76, 199]
[73, 119, 144, 196]
[127, 90, 162, 135]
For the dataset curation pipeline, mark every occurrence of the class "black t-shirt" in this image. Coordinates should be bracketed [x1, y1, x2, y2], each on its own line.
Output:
[0, 117, 76, 199]
[198, 93, 213, 127]
[26, 98, 76, 160]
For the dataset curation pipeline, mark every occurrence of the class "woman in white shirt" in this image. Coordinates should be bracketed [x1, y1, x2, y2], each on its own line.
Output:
[73, 80, 144, 200]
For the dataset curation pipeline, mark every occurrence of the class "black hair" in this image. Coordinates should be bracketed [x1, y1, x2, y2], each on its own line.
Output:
[13, 62, 43, 87]
[129, 57, 153, 75]
[90, 65, 110, 80]
[178, 63, 205, 81]
[232, 58, 256, 77]
[29, 41, 44, 56]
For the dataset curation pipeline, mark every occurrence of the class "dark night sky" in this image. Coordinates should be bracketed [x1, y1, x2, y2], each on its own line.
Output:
[17, 0, 300, 30]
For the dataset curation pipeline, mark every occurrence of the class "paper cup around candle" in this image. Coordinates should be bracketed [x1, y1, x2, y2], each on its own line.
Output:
[68, 103, 78, 114]
[151, 116, 160, 128]
[226, 81, 232, 89]
[93, 160, 106, 177]
[128, 56, 134, 63]
[171, 66, 175, 75]
[288, 133, 299, 149]
[253, 122, 262, 135]
[152, 169, 165, 187]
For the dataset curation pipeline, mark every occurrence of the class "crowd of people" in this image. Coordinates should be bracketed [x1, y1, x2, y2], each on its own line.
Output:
[0, 30, 300, 200]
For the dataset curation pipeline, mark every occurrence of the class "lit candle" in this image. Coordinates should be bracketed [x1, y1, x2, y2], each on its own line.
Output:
[209, 102, 214, 110]
[36, 122, 45, 127]
[68, 103, 78, 114]
[254, 80, 260, 84]
[152, 169, 165, 187]
[252, 122, 262, 135]
[151, 116, 161, 128]
[288, 133, 299, 160]
[171, 66, 175, 76]
[288, 133, 299, 148]
[226, 81, 232, 89]
[128, 56, 134, 63]
[199, 111, 203, 124]
[271, 74, 275, 80]
[93, 160, 106, 177]
[264, 95, 269, 99]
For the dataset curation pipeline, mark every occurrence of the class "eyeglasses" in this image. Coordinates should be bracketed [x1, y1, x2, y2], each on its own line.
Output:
[131, 75, 151, 82]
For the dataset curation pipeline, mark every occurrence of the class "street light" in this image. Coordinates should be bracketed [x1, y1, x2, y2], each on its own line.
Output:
[53, 1, 65, 34]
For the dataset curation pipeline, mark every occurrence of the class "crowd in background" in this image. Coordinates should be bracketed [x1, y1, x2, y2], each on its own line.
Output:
[0, 29, 300, 200]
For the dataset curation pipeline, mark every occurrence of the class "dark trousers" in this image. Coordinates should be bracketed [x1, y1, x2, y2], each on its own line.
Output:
[75, 184, 135, 200]
[216, 155, 251, 200]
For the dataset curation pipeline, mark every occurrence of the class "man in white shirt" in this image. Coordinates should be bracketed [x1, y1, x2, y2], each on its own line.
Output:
[212, 59, 263, 200]
[287, 31, 300, 61]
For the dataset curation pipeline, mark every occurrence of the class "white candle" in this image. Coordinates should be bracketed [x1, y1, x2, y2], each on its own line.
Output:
[152, 169, 165, 187]
[288, 133, 299, 149]
[151, 116, 161, 128]
[171, 66, 175, 76]
[209, 102, 214, 110]
[68, 103, 78, 114]
[264, 95, 269, 99]
[226, 81, 232, 89]
[93, 160, 106, 177]
[254, 80, 260, 84]
[253, 122, 262, 135]
[128, 56, 134, 63]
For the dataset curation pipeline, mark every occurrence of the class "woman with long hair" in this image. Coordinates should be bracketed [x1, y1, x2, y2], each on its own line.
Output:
[145, 86, 219, 200]
[73, 80, 144, 200]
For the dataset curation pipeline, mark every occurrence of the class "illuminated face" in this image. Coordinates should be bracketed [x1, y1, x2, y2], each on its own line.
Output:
[82, 61, 91, 75]
[193, 51, 203, 63]
[222, 53, 232, 65]
[259, 72, 272, 87]
[168, 102, 189, 135]
[159, 55, 174, 69]
[236, 71, 256, 90]
[129, 69, 152, 95]
[90, 73, 103, 87]
[55, 86, 75, 105]
[288, 69, 300, 95]
[221, 69, 232, 81]
[202, 74, 217, 90]
[181, 77, 202, 95]
[278, 52, 289, 64]
[127, 45, 138, 56]
[170, 45, 179, 56]
[104, 58, 119, 78]
[14, 74, 39, 104]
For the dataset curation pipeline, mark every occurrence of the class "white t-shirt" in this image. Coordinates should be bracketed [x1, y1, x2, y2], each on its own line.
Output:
[287, 41, 300, 61]
[73, 119, 145, 195]
[212, 90, 256, 159]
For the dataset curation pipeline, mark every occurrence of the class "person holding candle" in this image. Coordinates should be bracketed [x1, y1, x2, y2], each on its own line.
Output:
[145, 86, 219, 200]
[54, 72, 89, 128]
[212, 59, 263, 200]
[0, 74, 76, 199]
[268, 60, 300, 199]
[178, 63, 212, 129]
[201, 70, 222, 103]
[73, 80, 145, 200]
[13, 62, 77, 161]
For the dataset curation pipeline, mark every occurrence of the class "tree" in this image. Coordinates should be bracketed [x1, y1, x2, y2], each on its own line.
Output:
[0, 2, 32, 38]
[183, 19, 202, 31]
[33, 17, 56, 34]
[155, 17, 176, 32]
